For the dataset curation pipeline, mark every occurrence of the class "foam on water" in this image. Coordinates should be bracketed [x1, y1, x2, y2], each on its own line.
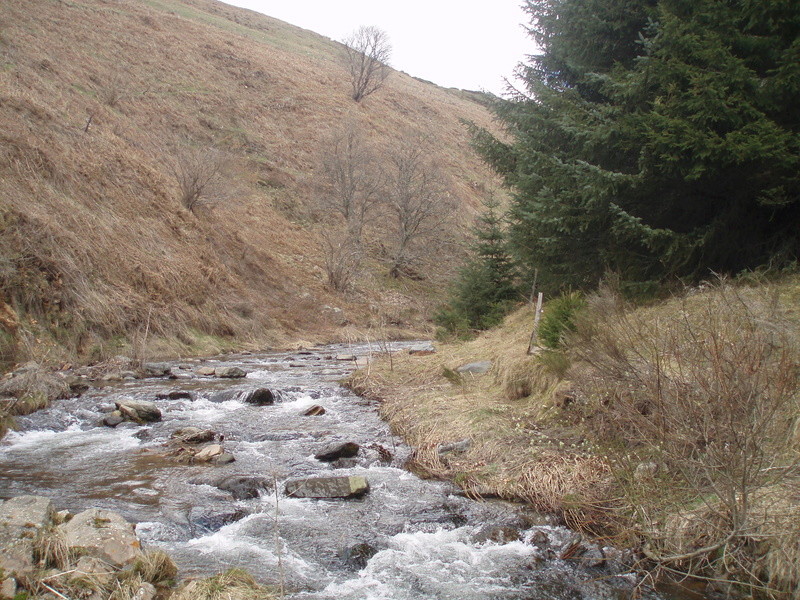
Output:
[2, 424, 142, 456]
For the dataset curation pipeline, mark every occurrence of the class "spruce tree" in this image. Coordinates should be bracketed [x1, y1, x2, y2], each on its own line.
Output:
[474, 0, 800, 293]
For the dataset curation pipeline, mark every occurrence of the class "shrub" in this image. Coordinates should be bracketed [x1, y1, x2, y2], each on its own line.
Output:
[538, 291, 586, 349]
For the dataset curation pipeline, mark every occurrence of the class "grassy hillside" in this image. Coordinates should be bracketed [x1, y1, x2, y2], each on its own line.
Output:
[0, 0, 500, 367]
[354, 276, 800, 598]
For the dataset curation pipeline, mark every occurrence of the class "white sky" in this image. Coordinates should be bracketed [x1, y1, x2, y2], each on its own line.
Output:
[223, 1, 534, 95]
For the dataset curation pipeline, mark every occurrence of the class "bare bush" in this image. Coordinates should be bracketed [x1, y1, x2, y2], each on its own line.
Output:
[570, 282, 800, 596]
[343, 26, 391, 102]
[382, 136, 455, 278]
[169, 148, 227, 213]
[321, 228, 362, 292]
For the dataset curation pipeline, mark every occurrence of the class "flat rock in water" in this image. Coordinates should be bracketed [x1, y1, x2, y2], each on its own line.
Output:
[197, 366, 216, 376]
[303, 405, 326, 416]
[212, 452, 235, 465]
[101, 412, 125, 428]
[156, 390, 196, 401]
[315, 441, 359, 462]
[59, 508, 142, 567]
[455, 360, 492, 374]
[171, 427, 216, 444]
[214, 366, 246, 378]
[284, 476, 370, 499]
[115, 399, 162, 422]
[194, 444, 224, 462]
[335, 354, 356, 361]
[208, 389, 239, 403]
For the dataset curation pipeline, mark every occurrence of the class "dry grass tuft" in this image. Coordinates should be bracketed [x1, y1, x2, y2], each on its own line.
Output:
[128, 549, 179, 585]
[172, 568, 277, 600]
[33, 525, 71, 570]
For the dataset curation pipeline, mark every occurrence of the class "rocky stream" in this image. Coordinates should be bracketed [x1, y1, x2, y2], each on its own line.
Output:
[0, 343, 685, 599]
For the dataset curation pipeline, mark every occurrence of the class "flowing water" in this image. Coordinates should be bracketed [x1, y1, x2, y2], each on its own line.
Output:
[0, 343, 680, 599]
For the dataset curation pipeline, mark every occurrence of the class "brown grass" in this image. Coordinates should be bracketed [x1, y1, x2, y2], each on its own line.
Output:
[0, 0, 500, 368]
[359, 277, 800, 597]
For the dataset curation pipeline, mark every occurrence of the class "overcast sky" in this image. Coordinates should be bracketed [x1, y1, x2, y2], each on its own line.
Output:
[224, 1, 535, 95]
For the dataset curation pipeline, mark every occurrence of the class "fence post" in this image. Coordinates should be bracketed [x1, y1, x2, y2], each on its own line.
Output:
[527, 292, 544, 354]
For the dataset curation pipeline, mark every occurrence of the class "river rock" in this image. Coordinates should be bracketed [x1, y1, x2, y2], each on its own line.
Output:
[208, 389, 239, 403]
[213, 475, 274, 500]
[338, 542, 378, 569]
[456, 361, 492, 374]
[335, 354, 356, 362]
[73, 556, 115, 585]
[115, 399, 162, 422]
[101, 411, 125, 428]
[0, 495, 55, 575]
[197, 366, 216, 376]
[59, 508, 142, 567]
[142, 363, 171, 377]
[241, 388, 275, 405]
[171, 427, 216, 444]
[156, 390, 196, 401]
[212, 452, 235, 465]
[284, 476, 370, 499]
[214, 366, 246, 378]
[303, 405, 326, 416]
[473, 525, 521, 544]
[315, 441, 360, 462]
[194, 444, 224, 462]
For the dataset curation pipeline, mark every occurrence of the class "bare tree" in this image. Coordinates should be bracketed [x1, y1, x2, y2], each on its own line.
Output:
[317, 125, 380, 239]
[169, 148, 227, 213]
[382, 137, 455, 278]
[343, 26, 392, 102]
[315, 125, 380, 291]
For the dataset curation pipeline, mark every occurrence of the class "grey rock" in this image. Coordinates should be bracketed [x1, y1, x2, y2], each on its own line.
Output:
[455, 361, 492, 374]
[197, 366, 216, 376]
[143, 363, 171, 377]
[208, 390, 239, 403]
[133, 581, 157, 600]
[213, 475, 274, 500]
[73, 556, 115, 585]
[437, 439, 471, 457]
[115, 399, 161, 422]
[335, 354, 356, 362]
[0, 496, 55, 575]
[0, 577, 17, 599]
[315, 441, 360, 462]
[156, 390, 196, 401]
[101, 412, 125, 428]
[634, 461, 659, 481]
[59, 508, 142, 567]
[284, 476, 370, 499]
[331, 458, 359, 469]
[214, 366, 246, 378]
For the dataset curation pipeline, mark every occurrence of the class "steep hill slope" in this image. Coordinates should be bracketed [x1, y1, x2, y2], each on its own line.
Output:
[0, 0, 500, 366]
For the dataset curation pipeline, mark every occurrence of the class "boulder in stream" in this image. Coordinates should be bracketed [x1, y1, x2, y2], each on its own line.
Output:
[303, 405, 326, 416]
[59, 508, 142, 567]
[197, 366, 216, 376]
[284, 476, 370, 499]
[214, 366, 246, 378]
[156, 390, 196, 401]
[142, 363, 171, 377]
[101, 411, 125, 428]
[315, 441, 360, 462]
[115, 399, 162, 423]
[194, 444, 224, 462]
[241, 388, 275, 405]
[213, 475, 274, 500]
[338, 542, 378, 569]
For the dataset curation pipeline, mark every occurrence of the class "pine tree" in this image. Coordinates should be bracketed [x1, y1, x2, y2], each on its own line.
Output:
[435, 196, 519, 332]
[474, 0, 800, 293]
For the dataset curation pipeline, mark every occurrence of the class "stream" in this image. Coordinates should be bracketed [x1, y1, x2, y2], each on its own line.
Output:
[0, 343, 680, 600]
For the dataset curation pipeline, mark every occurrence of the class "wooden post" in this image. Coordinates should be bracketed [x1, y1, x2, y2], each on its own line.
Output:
[527, 292, 544, 354]
[528, 268, 539, 305]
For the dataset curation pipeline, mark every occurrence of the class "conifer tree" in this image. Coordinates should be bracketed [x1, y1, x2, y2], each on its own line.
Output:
[475, 0, 800, 292]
